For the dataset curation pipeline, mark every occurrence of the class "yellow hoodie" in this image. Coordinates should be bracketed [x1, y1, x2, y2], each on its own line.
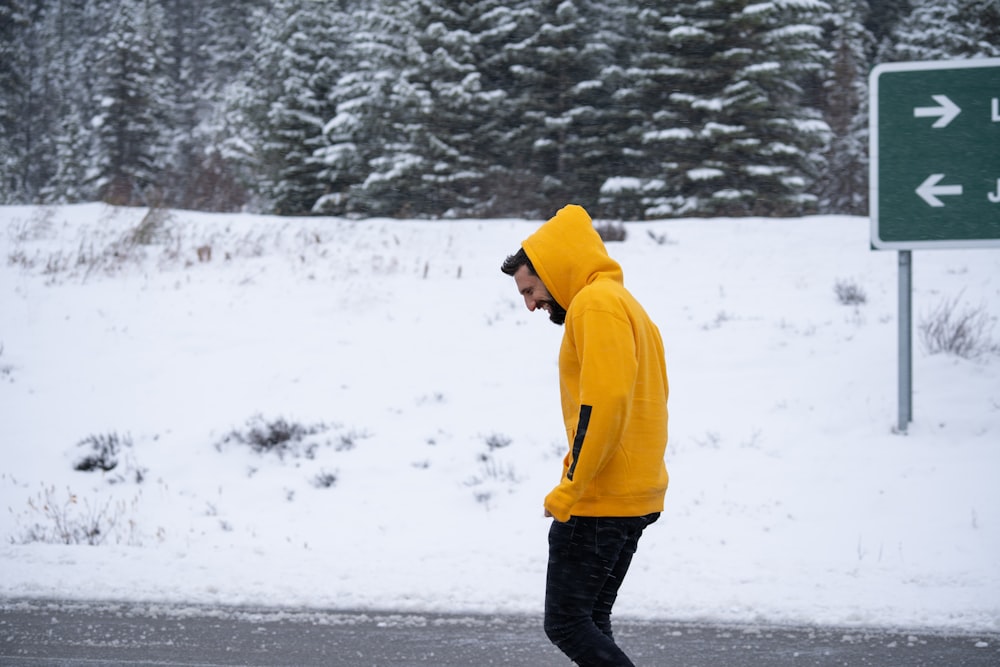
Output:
[522, 204, 669, 522]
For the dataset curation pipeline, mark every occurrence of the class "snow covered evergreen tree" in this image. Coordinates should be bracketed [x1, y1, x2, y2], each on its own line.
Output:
[818, 0, 873, 214]
[246, 0, 349, 215]
[885, 0, 1000, 61]
[312, 2, 429, 217]
[0, 1, 85, 203]
[465, 0, 543, 215]
[583, 2, 650, 219]
[606, 6, 698, 218]
[15, 0, 159, 206]
[642, 0, 832, 217]
[43, 105, 95, 204]
[0, 0, 32, 203]
[156, 0, 198, 206]
[168, 0, 265, 211]
[88, 0, 171, 205]
[475, 0, 618, 215]
[2, 0, 923, 217]
[32, 0, 100, 203]
[866, 0, 910, 48]
[399, 0, 504, 217]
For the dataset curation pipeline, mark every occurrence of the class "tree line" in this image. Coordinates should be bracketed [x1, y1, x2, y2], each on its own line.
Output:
[2, 0, 997, 219]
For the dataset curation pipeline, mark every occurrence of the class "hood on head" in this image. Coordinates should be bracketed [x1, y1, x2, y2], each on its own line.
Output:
[521, 204, 623, 310]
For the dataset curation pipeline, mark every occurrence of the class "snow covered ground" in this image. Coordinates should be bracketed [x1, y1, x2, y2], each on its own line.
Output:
[1, 203, 998, 633]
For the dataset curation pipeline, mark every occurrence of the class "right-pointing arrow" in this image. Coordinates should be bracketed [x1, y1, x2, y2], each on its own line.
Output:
[916, 173, 963, 207]
[913, 95, 961, 128]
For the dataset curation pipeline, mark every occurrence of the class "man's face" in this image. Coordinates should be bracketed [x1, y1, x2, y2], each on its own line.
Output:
[513, 264, 566, 325]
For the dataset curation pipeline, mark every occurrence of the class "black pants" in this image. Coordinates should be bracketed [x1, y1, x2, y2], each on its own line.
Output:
[543, 513, 660, 666]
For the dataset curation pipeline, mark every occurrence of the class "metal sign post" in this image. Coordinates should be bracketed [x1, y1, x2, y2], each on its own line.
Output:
[897, 250, 912, 432]
[870, 58, 1000, 433]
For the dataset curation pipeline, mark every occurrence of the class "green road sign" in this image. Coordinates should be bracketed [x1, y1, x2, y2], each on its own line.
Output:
[870, 58, 1000, 249]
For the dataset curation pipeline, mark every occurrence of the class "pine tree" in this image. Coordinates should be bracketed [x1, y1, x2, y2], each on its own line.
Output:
[885, 0, 1000, 62]
[217, 1, 298, 213]
[0, 1, 78, 203]
[0, 0, 31, 203]
[157, 0, 230, 209]
[468, 0, 544, 215]
[592, 4, 666, 220]
[607, 5, 700, 218]
[89, 0, 171, 205]
[1, 0, 910, 218]
[401, 0, 502, 217]
[313, 2, 429, 217]
[165, 0, 266, 211]
[578, 1, 651, 220]
[249, 0, 350, 215]
[642, 0, 832, 217]
[479, 0, 618, 215]
[38, 0, 107, 203]
[818, 0, 874, 214]
[866, 0, 910, 48]
[43, 106, 95, 204]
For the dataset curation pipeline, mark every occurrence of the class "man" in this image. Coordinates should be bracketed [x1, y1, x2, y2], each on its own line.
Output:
[501, 204, 670, 667]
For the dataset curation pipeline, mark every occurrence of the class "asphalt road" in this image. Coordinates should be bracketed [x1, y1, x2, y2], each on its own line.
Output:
[1, 599, 997, 666]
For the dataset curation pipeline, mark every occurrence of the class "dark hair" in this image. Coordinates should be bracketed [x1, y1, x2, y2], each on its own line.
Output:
[500, 247, 535, 276]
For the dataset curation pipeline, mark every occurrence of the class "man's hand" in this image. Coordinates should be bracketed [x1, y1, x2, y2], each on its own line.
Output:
[544, 508, 553, 518]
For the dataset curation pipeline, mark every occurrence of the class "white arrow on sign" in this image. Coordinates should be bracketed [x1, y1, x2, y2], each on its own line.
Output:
[916, 173, 963, 207]
[913, 95, 961, 128]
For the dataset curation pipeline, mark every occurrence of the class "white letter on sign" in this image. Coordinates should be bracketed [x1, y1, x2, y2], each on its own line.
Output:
[989, 179, 1000, 204]
[993, 98, 1000, 122]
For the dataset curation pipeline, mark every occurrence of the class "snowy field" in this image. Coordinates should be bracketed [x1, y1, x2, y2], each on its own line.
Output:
[1, 203, 998, 634]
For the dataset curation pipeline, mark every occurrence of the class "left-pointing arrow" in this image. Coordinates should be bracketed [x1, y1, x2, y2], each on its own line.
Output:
[913, 94, 961, 128]
[916, 173, 963, 207]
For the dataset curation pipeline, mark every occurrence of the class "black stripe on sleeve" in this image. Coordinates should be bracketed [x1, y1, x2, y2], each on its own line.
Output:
[566, 404, 592, 481]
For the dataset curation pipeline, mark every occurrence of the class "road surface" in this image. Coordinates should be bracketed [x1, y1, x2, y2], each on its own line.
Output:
[1, 599, 997, 666]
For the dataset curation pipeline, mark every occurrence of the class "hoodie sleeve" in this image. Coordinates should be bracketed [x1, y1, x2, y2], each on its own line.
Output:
[543, 302, 637, 521]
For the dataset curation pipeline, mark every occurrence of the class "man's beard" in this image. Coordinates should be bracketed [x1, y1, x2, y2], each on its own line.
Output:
[542, 299, 567, 326]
